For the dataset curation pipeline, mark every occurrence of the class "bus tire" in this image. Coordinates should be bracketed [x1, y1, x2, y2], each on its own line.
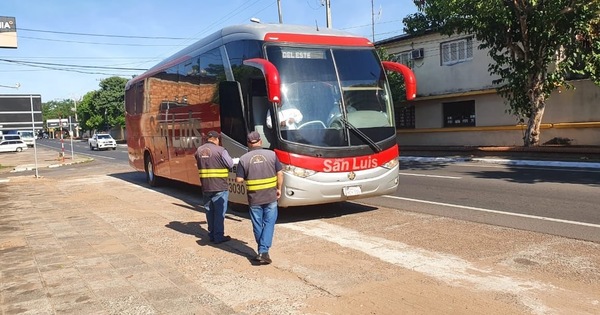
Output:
[144, 153, 160, 187]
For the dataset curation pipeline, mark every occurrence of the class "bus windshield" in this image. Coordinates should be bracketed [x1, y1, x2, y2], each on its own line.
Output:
[265, 45, 395, 148]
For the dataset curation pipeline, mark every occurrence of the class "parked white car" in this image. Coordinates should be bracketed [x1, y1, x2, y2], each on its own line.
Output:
[0, 139, 28, 153]
[88, 133, 117, 150]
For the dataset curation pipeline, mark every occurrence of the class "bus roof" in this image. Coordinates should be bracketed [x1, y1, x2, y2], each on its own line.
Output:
[127, 23, 372, 88]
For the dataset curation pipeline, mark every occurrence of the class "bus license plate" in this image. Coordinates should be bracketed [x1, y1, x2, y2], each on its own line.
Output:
[343, 186, 361, 196]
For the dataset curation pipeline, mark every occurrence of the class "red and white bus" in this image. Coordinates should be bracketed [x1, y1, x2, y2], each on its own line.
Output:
[125, 23, 416, 207]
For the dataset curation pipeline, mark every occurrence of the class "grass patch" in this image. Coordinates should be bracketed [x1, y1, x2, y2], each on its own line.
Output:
[0, 164, 14, 171]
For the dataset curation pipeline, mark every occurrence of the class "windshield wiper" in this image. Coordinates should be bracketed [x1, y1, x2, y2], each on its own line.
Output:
[339, 116, 382, 153]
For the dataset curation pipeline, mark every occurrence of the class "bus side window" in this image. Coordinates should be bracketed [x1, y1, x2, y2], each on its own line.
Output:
[252, 97, 271, 149]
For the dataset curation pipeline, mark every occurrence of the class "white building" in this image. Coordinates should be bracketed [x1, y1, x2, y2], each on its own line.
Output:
[377, 32, 600, 146]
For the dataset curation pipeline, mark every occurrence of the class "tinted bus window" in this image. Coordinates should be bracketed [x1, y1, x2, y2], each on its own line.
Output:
[226, 40, 263, 68]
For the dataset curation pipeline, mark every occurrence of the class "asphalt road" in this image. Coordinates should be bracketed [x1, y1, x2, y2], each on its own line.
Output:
[370, 160, 600, 242]
[36, 138, 600, 243]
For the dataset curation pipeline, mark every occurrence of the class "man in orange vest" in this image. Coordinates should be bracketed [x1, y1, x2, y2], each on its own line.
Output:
[195, 130, 234, 244]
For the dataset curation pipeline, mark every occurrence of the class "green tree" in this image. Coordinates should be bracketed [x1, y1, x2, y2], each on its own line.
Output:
[96, 76, 128, 131]
[76, 76, 128, 133]
[76, 91, 100, 133]
[403, 0, 600, 146]
[377, 48, 407, 103]
[42, 99, 75, 122]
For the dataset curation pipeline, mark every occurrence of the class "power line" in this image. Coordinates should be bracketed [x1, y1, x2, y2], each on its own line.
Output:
[18, 28, 191, 40]
[0, 58, 146, 71]
[19, 35, 186, 47]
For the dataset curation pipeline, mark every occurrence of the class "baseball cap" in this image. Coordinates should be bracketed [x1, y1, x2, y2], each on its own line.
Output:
[247, 131, 261, 143]
[207, 130, 219, 138]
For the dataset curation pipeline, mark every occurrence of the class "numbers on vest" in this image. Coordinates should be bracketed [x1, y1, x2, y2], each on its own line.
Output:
[228, 182, 246, 195]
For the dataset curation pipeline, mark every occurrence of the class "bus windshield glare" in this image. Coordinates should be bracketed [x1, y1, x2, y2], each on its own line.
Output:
[266, 45, 395, 148]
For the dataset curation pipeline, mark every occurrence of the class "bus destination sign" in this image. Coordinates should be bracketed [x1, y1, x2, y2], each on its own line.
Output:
[281, 48, 325, 59]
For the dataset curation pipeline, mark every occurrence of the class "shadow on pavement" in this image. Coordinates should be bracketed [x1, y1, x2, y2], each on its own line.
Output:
[109, 171, 380, 224]
[463, 165, 600, 187]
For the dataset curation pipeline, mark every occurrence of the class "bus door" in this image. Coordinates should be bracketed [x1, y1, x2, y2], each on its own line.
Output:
[248, 78, 274, 149]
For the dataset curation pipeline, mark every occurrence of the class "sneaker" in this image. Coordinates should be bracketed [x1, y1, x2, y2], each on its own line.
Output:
[252, 254, 262, 262]
[214, 235, 231, 244]
[259, 253, 272, 264]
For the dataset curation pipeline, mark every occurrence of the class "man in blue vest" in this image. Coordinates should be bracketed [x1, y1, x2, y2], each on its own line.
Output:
[235, 131, 283, 264]
[195, 130, 234, 244]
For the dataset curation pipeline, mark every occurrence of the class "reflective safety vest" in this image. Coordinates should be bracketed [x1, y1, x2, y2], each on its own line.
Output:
[238, 148, 278, 206]
[198, 168, 228, 178]
[194, 143, 229, 192]
[245, 176, 277, 191]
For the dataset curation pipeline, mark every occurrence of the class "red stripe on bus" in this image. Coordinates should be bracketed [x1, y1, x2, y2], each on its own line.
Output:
[264, 33, 372, 47]
[275, 145, 398, 172]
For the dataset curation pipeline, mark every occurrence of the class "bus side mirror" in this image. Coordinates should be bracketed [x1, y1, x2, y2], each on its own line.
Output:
[243, 58, 281, 105]
[382, 61, 417, 101]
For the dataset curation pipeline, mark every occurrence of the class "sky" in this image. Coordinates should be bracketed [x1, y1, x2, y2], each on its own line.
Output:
[1, 0, 418, 102]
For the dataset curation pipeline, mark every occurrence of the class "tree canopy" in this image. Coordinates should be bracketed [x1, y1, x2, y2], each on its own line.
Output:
[43, 76, 128, 135]
[42, 99, 75, 123]
[403, 0, 600, 146]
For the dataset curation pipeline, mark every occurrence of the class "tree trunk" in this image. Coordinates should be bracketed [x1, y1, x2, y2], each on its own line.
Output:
[524, 97, 546, 147]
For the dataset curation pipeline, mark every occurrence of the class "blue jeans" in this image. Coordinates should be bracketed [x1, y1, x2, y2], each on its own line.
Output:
[249, 201, 278, 254]
[202, 190, 229, 242]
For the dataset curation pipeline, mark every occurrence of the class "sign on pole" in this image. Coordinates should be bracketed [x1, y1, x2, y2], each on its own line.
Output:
[0, 16, 17, 49]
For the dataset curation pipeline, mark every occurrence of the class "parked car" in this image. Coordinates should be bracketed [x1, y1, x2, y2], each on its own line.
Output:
[0, 139, 28, 153]
[88, 133, 117, 150]
[0, 134, 22, 141]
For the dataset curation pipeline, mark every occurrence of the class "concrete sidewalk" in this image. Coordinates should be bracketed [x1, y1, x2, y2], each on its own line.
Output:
[400, 156, 600, 169]
[400, 145, 600, 169]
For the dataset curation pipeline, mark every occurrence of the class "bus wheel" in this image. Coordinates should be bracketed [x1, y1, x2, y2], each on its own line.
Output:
[145, 155, 160, 187]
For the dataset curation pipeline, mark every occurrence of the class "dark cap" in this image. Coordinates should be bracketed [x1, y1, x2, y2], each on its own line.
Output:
[207, 130, 219, 138]
[247, 131, 261, 143]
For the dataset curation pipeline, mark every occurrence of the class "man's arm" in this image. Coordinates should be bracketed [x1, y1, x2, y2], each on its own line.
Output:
[275, 158, 283, 199]
[275, 170, 283, 199]
[221, 150, 234, 169]
[235, 162, 245, 183]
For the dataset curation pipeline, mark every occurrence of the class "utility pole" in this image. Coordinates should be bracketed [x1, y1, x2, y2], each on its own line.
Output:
[72, 98, 79, 138]
[371, 0, 375, 42]
[277, 0, 283, 24]
[325, 0, 332, 28]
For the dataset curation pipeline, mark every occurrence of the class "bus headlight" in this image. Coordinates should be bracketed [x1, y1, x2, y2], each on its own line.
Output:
[382, 158, 399, 169]
[282, 164, 316, 178]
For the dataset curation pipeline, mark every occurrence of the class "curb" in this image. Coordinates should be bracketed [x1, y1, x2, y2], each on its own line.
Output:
[10, 158, 94, 173]
[399, 156, 600, 169]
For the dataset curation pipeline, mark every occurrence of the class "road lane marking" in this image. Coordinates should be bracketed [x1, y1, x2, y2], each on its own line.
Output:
[398, 172, 461, 179]
[383, 195, 600, 229]
[74, 152, 116, 160]
[280, 220, 553, 314]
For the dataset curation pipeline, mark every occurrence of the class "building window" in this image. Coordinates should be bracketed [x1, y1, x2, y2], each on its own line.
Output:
[441, 38, 473, 65]
[390, 51, 413, 68]
[395, 105, 415, 129]
[443, 100, 475, 127]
